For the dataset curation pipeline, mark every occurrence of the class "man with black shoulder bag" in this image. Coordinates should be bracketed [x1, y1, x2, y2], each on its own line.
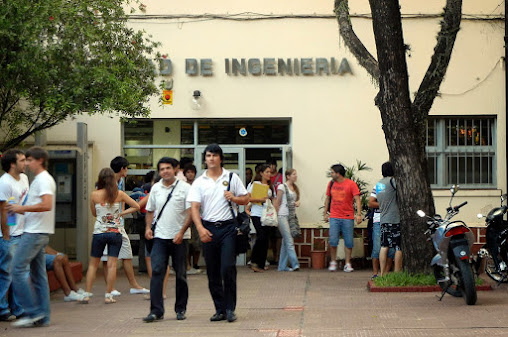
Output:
[142, 157, 192, 323]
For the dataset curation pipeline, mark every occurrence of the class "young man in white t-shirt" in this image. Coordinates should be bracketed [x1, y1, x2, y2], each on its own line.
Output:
[142, 157, 192, 323]
[0, 149, 29, 321]
[8, 147, 56, 328]
[187, 144, 249, 323]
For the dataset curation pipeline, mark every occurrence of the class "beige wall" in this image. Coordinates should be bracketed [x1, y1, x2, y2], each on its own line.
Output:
[46, 1, 505, 227]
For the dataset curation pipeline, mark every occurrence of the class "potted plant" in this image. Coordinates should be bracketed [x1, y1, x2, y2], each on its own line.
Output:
[311, 238, 327, 269]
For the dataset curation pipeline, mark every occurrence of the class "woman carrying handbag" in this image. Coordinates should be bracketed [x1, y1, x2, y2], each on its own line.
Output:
[274, 169, 300, 272]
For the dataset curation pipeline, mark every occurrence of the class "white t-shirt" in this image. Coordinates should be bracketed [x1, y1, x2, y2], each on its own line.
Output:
[0, 173, 29, 237]
[187, 169, 248, 222]
[370, 187, 381, 223]
[146, 179, 191, 239]
[277, 183, 296, 217]
[247, 181, 273, 217]
[23, 170, 56, 234]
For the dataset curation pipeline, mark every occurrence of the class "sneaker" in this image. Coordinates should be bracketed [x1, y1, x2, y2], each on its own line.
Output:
[371, 274, 378, 280]
[64, 290, 87, 302]
[328, 261, 338, 272]
[111, 289, 121, 297]
[11, 314, 45, 328]
[0, 313, 16, 322]
[344, 263, 354, 272]
[187, 267, 201, 275]
[80, 291, 93, 298]
[130, 287, 149, 295]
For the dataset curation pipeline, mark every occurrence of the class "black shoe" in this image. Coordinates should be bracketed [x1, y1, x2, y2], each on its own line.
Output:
[210, 312, 226, 322]
[176, 311, 186, 320]
[0, 313, 16, 322]
[226, 310, 237, 323]
[143, 313, 163, 323]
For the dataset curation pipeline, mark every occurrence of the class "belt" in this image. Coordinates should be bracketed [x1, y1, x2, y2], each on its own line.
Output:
[202, 219, 236, 227]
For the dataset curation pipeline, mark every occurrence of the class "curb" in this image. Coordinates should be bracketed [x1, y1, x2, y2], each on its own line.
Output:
[367, 280, 493, 292]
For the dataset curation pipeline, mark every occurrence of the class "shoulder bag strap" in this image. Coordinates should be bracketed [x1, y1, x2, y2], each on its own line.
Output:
[227, 172, 236, 221]
[152, 180, 179, 231]
[327, 180, 334, 212]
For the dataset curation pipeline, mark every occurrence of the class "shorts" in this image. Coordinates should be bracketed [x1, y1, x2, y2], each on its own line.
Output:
[45, 254, 56, 271]
[100, 227, 133, 261]
[93, 232, 123, 258]
[329, 218, 354, 248]
[371, 222, 396, 259]
[380, 223, 401, 251]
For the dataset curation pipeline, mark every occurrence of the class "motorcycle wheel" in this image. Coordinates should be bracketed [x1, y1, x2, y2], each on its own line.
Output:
[433, 265, 462, 297]
[484, 250, 508, 283]
[456, 258, 477, 305]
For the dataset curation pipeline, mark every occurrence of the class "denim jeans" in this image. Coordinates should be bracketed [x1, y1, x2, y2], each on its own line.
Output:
[12, 233, 50, 323]
[372, 222, 395, 259]
[0, 237, 21, 317]
[202, 222, 237, 313]
[277, 216, 299, 271]
[150, 238, 188, 317]
[329, 218, 354, 248]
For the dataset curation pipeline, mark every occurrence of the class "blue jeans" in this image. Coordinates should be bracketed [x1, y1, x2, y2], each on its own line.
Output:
[372, 222, 395, 259]
[202, 222, 237, 313]
[277, 216, 299, 271]
[329, 218, 354, 248]
[150, 238, 188, 317]
[0, 237, 22, 317]
[12, 233, 50, 323]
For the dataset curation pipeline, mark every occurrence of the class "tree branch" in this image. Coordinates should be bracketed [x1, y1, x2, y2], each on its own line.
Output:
[334, 0, 380, 81]
[412, 0, 462, 116]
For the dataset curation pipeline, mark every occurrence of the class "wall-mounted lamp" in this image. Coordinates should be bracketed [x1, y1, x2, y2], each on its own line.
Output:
[192, 90, 202, 110]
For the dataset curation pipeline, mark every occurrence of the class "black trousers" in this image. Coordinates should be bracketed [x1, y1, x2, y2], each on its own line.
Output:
[150, 238, 188, 317]
[250, 216, 269, 268]
[202, 222, 237, 313]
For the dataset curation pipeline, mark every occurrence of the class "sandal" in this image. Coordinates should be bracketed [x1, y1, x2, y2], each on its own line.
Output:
[105, 293, 117, 304]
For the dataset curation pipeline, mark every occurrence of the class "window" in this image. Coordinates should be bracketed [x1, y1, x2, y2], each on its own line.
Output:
[426, 117, 496, 188]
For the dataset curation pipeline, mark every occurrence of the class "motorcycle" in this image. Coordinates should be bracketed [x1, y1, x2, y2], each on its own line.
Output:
[476, 193, 508, 285]
[417, 185, 477, 305]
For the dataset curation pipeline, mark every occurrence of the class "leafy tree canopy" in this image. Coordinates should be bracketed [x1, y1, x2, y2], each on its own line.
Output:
[0, 0, 159, 151]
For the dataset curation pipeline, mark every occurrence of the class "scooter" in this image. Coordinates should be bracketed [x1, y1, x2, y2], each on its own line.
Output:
[417, 185, 477, 305]
[476, 193, 508, 285]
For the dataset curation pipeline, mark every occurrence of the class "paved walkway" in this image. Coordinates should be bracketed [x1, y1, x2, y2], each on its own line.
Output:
[1, 267, 508, 336]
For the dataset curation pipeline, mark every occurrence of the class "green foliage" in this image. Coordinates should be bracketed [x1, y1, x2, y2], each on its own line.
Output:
[0, 0, 160, 150]
[374, 271, 484, 287]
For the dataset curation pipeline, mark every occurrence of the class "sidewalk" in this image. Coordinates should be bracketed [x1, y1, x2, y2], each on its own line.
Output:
[1, 267, 508, 336]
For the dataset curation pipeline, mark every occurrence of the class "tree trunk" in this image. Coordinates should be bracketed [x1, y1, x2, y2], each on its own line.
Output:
[368, 0, 435, 273]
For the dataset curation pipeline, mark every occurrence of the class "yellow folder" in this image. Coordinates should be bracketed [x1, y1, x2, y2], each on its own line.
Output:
[251, 183, 269, 205]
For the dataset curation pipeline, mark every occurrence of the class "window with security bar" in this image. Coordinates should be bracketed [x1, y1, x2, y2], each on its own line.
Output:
[426, 117, 496, 188]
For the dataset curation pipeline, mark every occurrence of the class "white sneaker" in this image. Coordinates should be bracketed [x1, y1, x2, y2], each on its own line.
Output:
[130, 288, 149, 294]
[328, 261, 338, 272]
[343, 263, 354, 272]
[64, 290, 87, 302]
[111, 289, 121, 296]
[187, 267, 202, 275]
[11, 315, 44, 328]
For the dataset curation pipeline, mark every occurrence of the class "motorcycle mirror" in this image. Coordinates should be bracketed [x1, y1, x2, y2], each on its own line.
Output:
[450, 184, 459, 195]
[502, 194, 507, 202]
[477, 213, 484, 219]
[417, 210, 426, 217]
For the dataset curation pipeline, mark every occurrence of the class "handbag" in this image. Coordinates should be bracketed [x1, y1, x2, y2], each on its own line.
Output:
[226, 172, 251, 254]
[284, 183, 301, 238]
[261, 199, 278, 227]
[145, 180, 179, 254]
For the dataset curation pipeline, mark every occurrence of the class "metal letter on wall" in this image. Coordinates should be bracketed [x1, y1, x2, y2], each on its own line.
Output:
[186, 58, 198, 75]
[338, 58, 353, 75]
[159, 59, 173, 75]
[200, 59, 213, 76]
[248, 59, 261, 75]
[76, 122, 89, 266]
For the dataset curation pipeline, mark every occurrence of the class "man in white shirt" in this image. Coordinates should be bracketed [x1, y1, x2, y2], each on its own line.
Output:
[142, 157, 192, 323]
[8, 147, 56, 328]
[187, 144, 249, 323]
[0, 149, 29, 321]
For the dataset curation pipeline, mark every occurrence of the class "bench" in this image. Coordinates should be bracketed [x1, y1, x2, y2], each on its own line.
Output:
[47, 261, 83, 292]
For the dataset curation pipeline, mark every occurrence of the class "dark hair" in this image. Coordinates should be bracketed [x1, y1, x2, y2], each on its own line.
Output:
[253, 164, 273, 193]
[144, 170, 155, 183]
[110, 156, 129, 173]
[246, 167, 253, 174]
[25, 146, 49, 169]
[203, 144, 224, 167]
[180, 157, 193, 168]
[97, 167, 118, 205]
[1, 149, 24, 172]
[183, 164, 196, 174]
[331, 164, 346, 177]
[157, 157, 179, 171]
[266, 158, 277, 167]
[381, 161, 395, 177]
[285, 168, 300, 200]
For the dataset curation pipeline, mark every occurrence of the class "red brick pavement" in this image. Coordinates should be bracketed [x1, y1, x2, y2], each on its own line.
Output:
[1, 267, 508, 336]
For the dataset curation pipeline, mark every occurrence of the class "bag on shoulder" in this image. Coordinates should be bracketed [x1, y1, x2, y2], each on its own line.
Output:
[261, 199, 278, 227]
